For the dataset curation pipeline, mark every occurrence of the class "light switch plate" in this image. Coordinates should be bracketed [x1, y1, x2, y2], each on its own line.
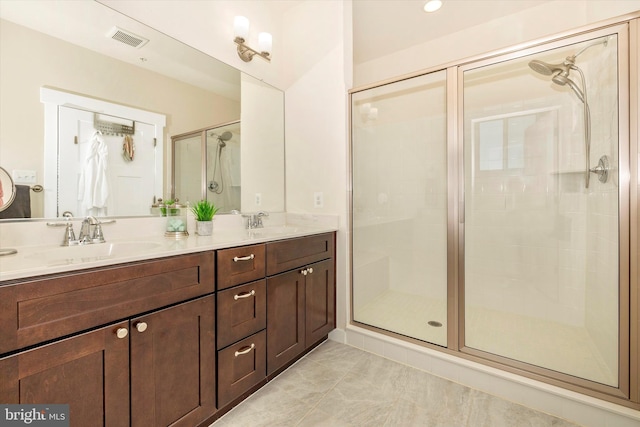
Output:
[12, 169, 37, 184]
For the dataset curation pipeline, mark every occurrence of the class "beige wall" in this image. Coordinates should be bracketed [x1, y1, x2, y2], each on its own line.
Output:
[0, 18, 239, 215]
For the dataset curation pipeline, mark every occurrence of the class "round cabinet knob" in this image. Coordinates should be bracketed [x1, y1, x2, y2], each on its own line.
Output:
[308, 267, 313, 274]
[135, 322, 148, 333]
[116, 327, 128, 339]
[301, 269, 308, 276]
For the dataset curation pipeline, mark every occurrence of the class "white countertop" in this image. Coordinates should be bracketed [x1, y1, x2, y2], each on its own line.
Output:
[0, 214, 338, 282]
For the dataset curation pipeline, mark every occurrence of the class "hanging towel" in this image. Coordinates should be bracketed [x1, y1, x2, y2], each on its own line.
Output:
[122, 134, 135, 161]
[0, 185, 31, 218]
[78, 131, 109, 211]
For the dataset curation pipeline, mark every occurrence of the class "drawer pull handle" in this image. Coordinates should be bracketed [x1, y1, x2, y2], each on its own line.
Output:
[234, 343, 255, 357]
[116, 327, 128, 339]
[135, 322, 148, 333]
[234, 290, 256, 300]
[233, 254, 255, 262]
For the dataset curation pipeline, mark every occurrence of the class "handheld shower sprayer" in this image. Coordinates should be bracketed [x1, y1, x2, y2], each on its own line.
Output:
[527, 37, 609, 188]
[208, 130, 233, 194]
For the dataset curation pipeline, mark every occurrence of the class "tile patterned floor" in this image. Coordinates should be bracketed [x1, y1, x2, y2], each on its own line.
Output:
[212, 340, 581, 427]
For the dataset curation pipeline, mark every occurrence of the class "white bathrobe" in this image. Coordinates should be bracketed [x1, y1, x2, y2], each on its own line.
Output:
[78, 131, 109, 213]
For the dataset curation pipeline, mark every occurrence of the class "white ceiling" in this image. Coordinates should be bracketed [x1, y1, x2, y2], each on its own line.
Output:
[352, 0, 554, 64]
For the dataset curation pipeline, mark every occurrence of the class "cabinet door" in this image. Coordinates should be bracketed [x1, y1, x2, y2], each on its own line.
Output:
[0, 322, 130, 427]
[305, 258, 335, 346]
[130, 295, 216, 427]
[266, 269, 305, 375]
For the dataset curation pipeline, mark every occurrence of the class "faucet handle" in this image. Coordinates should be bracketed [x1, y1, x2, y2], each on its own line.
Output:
[46, 220, 77, 246]
[63, 223, 76, 246]
[92, 223, 105, 243]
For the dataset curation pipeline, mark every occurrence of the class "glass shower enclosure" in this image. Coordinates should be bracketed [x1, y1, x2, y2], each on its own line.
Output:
[352, 71, 449, 347]
[351, 22, 630, 397]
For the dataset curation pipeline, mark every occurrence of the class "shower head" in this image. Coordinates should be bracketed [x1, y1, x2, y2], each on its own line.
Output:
[219, 131, 233, 141]
[529, 56, 586, 103]
[528, 59, 565, 76]
[551, 71, 585, 102]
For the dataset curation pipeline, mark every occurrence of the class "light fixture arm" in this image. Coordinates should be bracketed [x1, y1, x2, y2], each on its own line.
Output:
[234, 37, 271, 63]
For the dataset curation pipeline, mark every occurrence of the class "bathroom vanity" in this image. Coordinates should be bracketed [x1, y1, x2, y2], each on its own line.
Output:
[0, 229, 336, 427]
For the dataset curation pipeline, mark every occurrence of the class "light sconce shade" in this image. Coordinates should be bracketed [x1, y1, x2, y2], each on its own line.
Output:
[423, 0, 443, 12]
[258, 32, 272, 54]
[233, 16, 271, 62]
[233, 16, 249, 39]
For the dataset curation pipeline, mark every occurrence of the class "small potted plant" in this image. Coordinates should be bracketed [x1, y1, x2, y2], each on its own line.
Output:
[190, 199, 219, 236]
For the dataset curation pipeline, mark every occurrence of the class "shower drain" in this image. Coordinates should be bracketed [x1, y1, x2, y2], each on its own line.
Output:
[427, 320, 443, 327]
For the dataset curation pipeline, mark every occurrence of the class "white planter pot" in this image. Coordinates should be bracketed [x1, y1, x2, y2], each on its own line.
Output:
[196, 220, 213, 236]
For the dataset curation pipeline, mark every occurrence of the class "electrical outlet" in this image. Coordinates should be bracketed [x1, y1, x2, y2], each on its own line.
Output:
[255, 193, 262, 206]
[314, 192, 323, 208]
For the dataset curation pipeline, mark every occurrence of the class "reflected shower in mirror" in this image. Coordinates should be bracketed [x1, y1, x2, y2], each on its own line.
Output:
[172, 121, 241, 213]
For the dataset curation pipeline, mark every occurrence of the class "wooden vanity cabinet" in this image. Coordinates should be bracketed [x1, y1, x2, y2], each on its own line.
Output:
[266, 233, 336, 375]
[0, 253, 216, 427]
[0, 296, 215, 427]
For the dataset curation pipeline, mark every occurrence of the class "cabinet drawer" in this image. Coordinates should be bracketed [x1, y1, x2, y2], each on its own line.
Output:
[266, 233, 335, 276]
[0, 252, 215, 355]
[217, 330, 266, 408]
[217, 244, 266, 290]
[217, 279, 266, 348]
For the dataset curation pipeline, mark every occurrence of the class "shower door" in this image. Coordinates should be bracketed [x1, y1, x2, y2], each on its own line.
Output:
[461, 26, 627, 387]
[351, 71, 448, 346]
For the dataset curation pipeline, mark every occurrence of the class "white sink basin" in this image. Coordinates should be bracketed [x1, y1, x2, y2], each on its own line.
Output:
[248, 226, 300, 237]
[25, 241, 164, 266]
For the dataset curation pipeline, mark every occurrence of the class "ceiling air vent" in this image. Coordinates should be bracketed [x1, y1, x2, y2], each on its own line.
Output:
[106, 26, 149, 49]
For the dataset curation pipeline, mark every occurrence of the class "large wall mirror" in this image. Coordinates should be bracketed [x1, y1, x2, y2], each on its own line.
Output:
[0, 0, 284, 220]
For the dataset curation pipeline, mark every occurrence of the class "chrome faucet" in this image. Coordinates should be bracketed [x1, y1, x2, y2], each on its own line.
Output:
[78, 216, 100, 244]
[47, 216, 114, 246]
[243, 211, 269, 229]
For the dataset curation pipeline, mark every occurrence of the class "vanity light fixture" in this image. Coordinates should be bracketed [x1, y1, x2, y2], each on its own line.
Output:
[233, 16, 272, 62]
[423, 0, 443, 13]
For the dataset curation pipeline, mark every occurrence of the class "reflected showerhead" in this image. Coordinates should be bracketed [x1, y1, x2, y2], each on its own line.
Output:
[210, 130, 233, 148]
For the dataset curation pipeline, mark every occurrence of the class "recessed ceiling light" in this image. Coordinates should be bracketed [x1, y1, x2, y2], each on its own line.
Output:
[424, 0, 443, 13]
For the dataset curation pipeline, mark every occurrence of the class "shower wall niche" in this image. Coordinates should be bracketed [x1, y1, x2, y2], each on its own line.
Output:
[350, 20, 634, 404]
